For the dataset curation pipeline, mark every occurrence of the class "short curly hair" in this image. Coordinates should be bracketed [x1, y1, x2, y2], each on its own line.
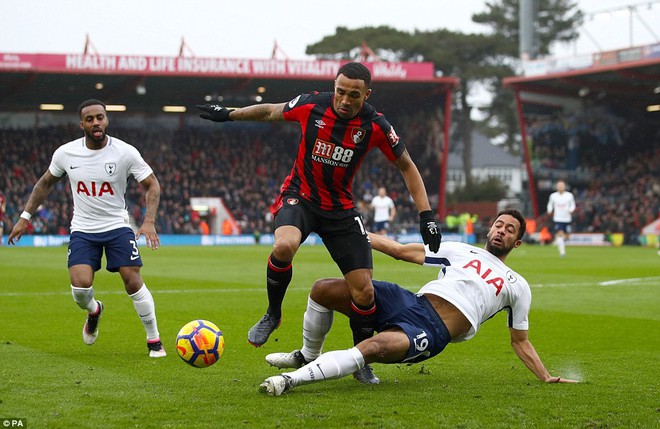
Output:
[336, 62, 371, 87]
[78, 99, 106, 118]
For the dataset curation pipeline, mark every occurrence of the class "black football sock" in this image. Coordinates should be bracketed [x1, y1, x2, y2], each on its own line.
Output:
[349, 301, 377, 345]
[265, 253, 292, 321]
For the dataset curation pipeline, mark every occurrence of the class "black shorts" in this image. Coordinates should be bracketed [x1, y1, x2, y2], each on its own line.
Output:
[273, 194, 372, 274]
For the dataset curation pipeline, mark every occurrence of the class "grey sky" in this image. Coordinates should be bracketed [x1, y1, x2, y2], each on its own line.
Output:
[1, 0, 657, 60]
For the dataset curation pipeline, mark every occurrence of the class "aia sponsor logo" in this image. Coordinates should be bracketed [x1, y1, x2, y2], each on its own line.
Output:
[463, 259, 506, 296]
[387, 127, 400, 147]
[351, 127, 366, 144]
[76, 181, 115, 197]
[313, 139, 335, 159]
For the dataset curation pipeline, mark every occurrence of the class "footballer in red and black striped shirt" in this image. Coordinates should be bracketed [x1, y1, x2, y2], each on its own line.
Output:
[197, 63, 441, 383]
[276, 90, 404, 213]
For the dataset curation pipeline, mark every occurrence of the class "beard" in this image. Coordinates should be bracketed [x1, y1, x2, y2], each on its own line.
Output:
[86, 128, 106, 142]
[485, 237, 512, 258]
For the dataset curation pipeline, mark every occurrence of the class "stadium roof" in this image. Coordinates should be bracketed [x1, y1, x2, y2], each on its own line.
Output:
[504, 56, 660, 108]
[0, 54, 458, 114]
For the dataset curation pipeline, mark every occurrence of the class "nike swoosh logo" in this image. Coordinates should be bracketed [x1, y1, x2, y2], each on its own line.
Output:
[130, 255, 140, 260]
[470, 250, 478, 254]
[70, 165, 81, 169]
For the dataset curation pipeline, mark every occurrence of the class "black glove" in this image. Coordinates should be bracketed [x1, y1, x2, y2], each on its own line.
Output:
[196, 104, 234, 122]
[419, 210, 441, 252]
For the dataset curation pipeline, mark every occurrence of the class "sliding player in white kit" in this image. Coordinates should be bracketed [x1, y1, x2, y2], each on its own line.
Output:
[260, 209, 576, 395]
[8, 99, 166, 357]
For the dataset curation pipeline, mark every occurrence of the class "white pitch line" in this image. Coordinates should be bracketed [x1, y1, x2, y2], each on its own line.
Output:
[1, 277, 657, 297]
[0, 286, 310, 297]
[599, 276, 660, 286]
[533, 277, 659, 288]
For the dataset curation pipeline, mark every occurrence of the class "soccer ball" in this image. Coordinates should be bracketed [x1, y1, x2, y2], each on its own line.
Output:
[176, 320, 225, 368]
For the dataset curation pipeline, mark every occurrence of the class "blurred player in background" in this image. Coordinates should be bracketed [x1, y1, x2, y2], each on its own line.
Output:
[260, 209, 577, 396]
[370, 186, 396, 235]
[197, 62, 441, 384]
[0, 192, 5, 245]
[8, 99, 166, 358]
[546, 180, 576, 257]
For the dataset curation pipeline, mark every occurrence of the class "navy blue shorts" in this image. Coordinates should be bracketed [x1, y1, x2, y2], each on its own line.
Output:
[68, 228, 142, 272]
[373, 280, 451, 364]
[553, 222, 571, 234]
[373, 220, 390, 232]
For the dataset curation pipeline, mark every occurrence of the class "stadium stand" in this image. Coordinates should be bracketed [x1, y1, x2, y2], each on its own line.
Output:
[2, 100, 657, 245]
[0, 107, 443, 238]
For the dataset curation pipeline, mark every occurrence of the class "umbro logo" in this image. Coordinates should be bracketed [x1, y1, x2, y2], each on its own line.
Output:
[315, 119, 326, 129]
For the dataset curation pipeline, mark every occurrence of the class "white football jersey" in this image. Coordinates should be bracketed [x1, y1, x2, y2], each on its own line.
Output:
[547, 191, 576, 223]
[371, 195, 395, 222]
[49, 136, 153, 233]
[417, 241, 531, 342]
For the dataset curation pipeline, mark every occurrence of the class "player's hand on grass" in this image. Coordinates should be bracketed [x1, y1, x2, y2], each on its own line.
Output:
[196, 104, 234, 122]
[419, 210, 441, 253]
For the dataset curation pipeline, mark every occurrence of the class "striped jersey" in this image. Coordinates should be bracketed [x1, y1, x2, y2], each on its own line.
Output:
[278, 91, 405, 212]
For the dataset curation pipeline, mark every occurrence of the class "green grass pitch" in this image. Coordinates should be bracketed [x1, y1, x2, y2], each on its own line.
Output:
[0, 243, 658, 428]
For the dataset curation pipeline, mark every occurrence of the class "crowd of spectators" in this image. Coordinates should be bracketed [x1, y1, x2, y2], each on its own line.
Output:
[527, 104, 660, 245]
[1, 102, 657, 246]
[0, 108, 443, 238]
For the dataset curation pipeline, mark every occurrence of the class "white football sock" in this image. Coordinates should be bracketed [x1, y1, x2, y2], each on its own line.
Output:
[557, 236, 566, 256]
[130, 284, 160, 341]
[71, 285, 99, 313]
[286, 347, 365, 387]
[301, 296, 334, 361]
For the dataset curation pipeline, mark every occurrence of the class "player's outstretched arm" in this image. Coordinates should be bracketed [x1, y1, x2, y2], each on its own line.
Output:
[509, 328, 578, 383]
[196, 103, 286, 122]
[368, 232, 425, 265]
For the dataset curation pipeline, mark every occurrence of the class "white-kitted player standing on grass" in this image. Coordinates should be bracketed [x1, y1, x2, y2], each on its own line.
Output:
[8, 99, 166, 358]
[546, 180, 576, 257]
